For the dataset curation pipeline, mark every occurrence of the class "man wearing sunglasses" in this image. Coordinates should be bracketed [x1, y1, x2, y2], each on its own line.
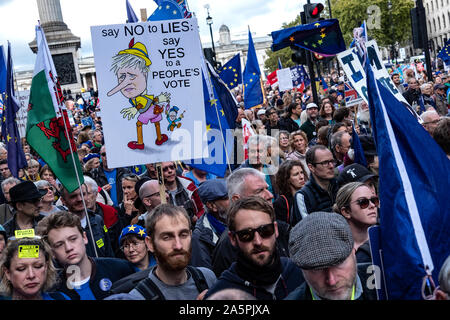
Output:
[2, 181, 46, 239]
[291, 145, 340, 227]
[205, 197, 304, 300]
[286, 212, 376, 300]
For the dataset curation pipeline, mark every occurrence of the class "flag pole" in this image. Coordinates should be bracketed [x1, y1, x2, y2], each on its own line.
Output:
[38, 23, 98, 258]
[156, 162, 167, 204]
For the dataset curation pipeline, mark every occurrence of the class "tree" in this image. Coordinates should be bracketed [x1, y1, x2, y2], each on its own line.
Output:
[264, 15, 302, 73]
[330, 0, 414, 47]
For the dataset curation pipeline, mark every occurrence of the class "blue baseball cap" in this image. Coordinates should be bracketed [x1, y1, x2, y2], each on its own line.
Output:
[118, 225, 147, 246]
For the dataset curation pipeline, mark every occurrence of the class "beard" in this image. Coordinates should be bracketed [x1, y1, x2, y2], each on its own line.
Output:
[152, 242, 192, 272]
[358, 109, 370, 123]
[237, 242, 275, 268]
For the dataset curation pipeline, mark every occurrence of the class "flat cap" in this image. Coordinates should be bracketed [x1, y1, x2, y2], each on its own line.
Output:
[289, 212, 354, 270]
[198, 179, 228, 203]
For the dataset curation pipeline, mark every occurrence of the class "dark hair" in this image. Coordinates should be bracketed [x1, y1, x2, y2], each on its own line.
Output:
[39, 164, 55, 179]
[227, 196, 275, 232]
[305, 144, 330, 165]
[433, 118, 450, 155]
[331, 122, 347, 134]
[333, 107, 350, 123]
[286, 102, 298, 117]
[319, 100, 335, 118]
[0, 159, 7, 166]
[145, 203, 190, 238]
[275, 160, 309, 196]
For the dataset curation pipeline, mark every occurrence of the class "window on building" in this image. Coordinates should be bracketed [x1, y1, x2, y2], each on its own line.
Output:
[434, 18, 437, 33]
[438, 17, 441, 30]
[443, 14, 447, 29]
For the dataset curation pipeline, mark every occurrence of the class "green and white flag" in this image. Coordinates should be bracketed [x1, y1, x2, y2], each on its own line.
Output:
[26, 25, 83, 193]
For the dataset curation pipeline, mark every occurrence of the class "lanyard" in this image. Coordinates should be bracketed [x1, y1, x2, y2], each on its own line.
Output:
[310, 284, 356, 300]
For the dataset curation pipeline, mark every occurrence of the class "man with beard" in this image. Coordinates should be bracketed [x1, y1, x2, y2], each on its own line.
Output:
[190, 179, 230, 269]
[286, 212, 376, 300]
[37, 211, 136, 300]
[204, 197, 304, 300]
[108, 204, 216, 300]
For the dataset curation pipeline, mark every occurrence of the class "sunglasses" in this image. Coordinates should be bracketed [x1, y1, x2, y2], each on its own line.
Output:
[162, 165, 175, 172]
[351, 196, 380, 209]
[232, 223, 275, 242]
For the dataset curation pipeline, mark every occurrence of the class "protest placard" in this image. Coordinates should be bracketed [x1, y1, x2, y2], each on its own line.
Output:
[16, 90, 29, 138]
[337, 40, 409, 105]
[277, 67, 293, 92]
[90, 18, 205, 168]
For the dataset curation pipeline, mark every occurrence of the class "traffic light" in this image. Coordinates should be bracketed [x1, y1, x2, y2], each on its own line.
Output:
[304, 3, 324, 23]
[410, 8, 424, 49]
[291, 45, 307, 65]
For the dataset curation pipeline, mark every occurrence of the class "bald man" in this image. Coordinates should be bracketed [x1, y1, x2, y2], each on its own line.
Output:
[136, 180, 169, 226]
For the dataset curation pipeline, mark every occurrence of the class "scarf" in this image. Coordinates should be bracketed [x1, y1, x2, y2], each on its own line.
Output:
[206, 213, 226, 235]
[234, 248, 283, 287]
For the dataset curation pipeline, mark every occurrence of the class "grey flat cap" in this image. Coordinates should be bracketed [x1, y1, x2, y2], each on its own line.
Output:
[289, 212, 354, 270]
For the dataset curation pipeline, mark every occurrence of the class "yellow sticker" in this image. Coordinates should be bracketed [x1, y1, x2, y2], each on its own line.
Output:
[18, 245, 39, 259]
[15, 229, 35, 239]
[96, 238, 104, 249]
[103, 225, 108, 233]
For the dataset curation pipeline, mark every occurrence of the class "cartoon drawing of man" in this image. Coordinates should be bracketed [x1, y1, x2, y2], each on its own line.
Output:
[166, 106, 184, 131]
[108, 38, 170, 149]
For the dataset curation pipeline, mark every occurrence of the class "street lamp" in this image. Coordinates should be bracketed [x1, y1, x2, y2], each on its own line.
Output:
[204, 4, 216, 65]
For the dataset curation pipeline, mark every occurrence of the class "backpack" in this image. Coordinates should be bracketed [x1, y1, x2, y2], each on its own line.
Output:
[134, 266, 209, 300]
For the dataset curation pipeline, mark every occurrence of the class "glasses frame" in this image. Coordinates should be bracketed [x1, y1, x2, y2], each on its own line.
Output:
[350, 196, 380, 209]
[232, 223, 275, 243]
[313, 159, 337, 167]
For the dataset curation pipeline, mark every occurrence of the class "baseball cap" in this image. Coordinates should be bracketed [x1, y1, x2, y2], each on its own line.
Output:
[257, 109, 266, 116]
[288, 212, 354, 270]
[337, 163, 377, 187]
[198, 179, 228, 203]
[118, 224, 147, 246]
[306, 102, 319, 109]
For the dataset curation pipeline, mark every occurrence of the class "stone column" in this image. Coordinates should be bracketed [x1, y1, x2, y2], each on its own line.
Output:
[37, 0, 64, 24]
[82, 74, 87, 90]
[92, 74, 97, 92]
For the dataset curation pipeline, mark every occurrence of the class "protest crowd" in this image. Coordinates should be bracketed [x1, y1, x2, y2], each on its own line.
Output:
[0, 0, 449, 303]
[0, 58, 448, 302]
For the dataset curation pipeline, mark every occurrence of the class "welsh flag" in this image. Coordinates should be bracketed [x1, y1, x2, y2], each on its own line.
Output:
[26, 25, 83, 193]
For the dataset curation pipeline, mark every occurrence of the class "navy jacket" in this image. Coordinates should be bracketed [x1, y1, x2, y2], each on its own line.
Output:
[57, 257, 136, 300]
[205, 257, 304, 300]
[83, 211, 115, 258]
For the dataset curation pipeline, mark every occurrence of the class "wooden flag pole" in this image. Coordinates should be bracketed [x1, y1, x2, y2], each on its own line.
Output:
[155, 162, 167, 204]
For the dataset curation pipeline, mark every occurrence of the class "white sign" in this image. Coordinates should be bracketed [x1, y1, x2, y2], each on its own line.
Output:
[399, 48, 406, 60]
[337, 40, 409, 106]
[16, 90, 30, 138]
[81, 92, 91, 101]
[91, 18, 206, 168]
[277, 68, 293, 92]
[241, 118, 255, 161]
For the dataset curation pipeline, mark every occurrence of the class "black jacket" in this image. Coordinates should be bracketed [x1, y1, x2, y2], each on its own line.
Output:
[90, 166, 130, 204]
[57, 257, 136, 300]
[205, 257, 304, 300]
[211, 220, 291, 278]
[291, 175, 339, 227]
[83, 210, 115, 258]
[2, 213, 45, 239]
[279, 116, 300, 133]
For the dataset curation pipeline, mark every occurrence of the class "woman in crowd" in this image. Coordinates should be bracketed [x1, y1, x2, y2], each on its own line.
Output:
[39, 165, 57, 189]
[273, 160, 308, 224]
[26, 159, 41, 182]
[277, 130, 291, 160]
[34, 180, 62, 216]
[83, 154, 101, 174]
[319, 100, 336, 125]
[0, 237, 69, 300]
[286, 130, 310, 178]
[118, 174, 140, 226]
[118, 225, 156, 272]
[333, 182, 379, 263]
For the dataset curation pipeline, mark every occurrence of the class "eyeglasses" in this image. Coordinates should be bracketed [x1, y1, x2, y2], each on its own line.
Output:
[313, 159, 336, 167]
[162, 165, 175, 172]
[232, 223, 275, 242]
[39, 187, 53, 194]
[120, 240, 145, 251]
[351, 196, 380, 209]
[144, 191, 161, 198]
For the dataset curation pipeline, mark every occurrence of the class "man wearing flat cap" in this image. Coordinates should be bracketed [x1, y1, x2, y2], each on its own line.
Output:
[190, 179, 230, 270]
[2, 181, 46, 239]
[286, 212, 376, 300]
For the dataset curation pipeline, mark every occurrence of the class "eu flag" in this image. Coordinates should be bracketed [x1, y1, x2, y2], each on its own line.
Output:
[271, 19, 346, 57]
[218, 53, 242, 90]
[243, 29, 264, 109]
[187, 64, 235, 177]
[148, 0, 192, 21]
[1, 43, 27, 178]
[0, 46, 6, 117]
[351, 124, 367, 167]
[437, 38, 450, 64]
[366, 60, 450, 299]
[126, 0, 139, 23]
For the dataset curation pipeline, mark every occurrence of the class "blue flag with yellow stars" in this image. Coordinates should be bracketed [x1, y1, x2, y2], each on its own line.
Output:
[437, 38, 450, 65]
[218, 53, 242, 90]
[126, 0, 139, 23]
[271, 19, 346, 57]
[148, 0, 192, 21]
[243, 29, 264, 109]
[0, 46, 6, 118]
[1, 43, 27, 178]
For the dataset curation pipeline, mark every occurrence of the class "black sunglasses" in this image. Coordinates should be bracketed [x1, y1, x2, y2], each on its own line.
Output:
[351, 196, 380, 209]
[233, 223, 275, 242]
[163, 165, 175, 172]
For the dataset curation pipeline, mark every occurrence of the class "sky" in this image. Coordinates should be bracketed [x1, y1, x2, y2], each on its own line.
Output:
[0, 0, 321, 71]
